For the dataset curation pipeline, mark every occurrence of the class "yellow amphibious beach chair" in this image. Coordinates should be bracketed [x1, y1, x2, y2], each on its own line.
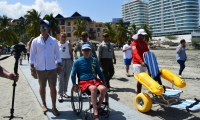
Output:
[134, 52, 200, 113]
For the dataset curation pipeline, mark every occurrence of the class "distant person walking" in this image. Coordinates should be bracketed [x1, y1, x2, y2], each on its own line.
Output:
[132, 29, 149, 94]
[73, 31, 97, 59]
[57, 33, 73, 102]
[123, 39, 132, 77]
[176, 39, 187, 78]
[27, 37, 35, 62]
[29, 20, 61, 116]
[98, 33, 116, 92]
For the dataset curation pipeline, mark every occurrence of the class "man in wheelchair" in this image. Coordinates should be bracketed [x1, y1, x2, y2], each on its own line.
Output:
[71, 44, 107, 120]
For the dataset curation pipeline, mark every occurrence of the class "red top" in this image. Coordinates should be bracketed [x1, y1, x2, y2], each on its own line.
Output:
[131, 40, 149, 64]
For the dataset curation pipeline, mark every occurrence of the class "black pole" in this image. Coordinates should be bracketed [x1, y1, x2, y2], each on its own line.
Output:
[3, 56, 23, 119]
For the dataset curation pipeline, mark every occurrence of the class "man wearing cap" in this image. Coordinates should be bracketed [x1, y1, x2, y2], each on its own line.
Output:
[132, 29, 149, 94]
[73, 31, 97, 59]
[71, 44, 107, 119]
[29, 19, 61, 116]
[98, 33, 116, 92]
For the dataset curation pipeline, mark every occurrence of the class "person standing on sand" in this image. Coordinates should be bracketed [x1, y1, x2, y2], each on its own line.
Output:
[29, 20, 61, 116]
[132, 29, 149, 94]
[123, 39, 132, 77]
[176, 39, 187, 78]
[57, 33, 73, 102]
[98, 33, 116, 92]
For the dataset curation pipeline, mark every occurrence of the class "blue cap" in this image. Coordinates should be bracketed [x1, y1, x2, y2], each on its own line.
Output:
[82, 44, 91, 50]
[40, 20, 50, 27]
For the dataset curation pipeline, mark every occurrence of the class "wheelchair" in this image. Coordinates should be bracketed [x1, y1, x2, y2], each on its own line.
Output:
[71, 85, 110, 120]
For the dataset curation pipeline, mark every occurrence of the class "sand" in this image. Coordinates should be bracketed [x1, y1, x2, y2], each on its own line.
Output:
[0, 56, 48, 120]
[108, 50, 200, 120]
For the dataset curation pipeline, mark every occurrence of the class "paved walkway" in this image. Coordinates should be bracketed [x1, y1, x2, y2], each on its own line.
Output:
[19, 59, 151, 120]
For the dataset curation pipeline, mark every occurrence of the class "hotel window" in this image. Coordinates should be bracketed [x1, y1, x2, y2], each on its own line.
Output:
[66, 22, 71, 26]
[60, 20, 65, 25]
[67, 33, 71, 37]
[97, 33, 101, 37]
[97, 28, 100, 32]
[66, 27, 71, 32]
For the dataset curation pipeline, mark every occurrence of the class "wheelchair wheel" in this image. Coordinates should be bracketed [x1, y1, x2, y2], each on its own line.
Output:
[71, 86, 83, 115]
[134, 93, 152, 113]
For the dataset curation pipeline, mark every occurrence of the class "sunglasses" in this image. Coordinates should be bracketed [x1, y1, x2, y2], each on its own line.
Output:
[83, 49, 91, 52]
[40, 26, 48, 30]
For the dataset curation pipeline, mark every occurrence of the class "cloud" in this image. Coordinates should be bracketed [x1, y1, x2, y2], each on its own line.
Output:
[0, 0, 63, 19]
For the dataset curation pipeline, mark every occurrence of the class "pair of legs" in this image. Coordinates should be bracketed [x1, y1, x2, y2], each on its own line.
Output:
[133, 64, 147, 94]
[58, 59, 73, 101]
[37, 69, 59, 115]
[101, 59, 115, 88]
[88, 84, 107, 120]
[27, 53, 30, 62]
[124, 58, 132, 76]
[177, 60, 186, 76]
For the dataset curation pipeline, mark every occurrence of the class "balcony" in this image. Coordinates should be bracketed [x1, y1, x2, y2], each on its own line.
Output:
[89, 30, 96, 33]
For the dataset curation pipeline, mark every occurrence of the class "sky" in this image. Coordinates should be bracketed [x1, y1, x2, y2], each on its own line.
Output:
[0, 0, 148, 22]
[0, 0, 199, 23]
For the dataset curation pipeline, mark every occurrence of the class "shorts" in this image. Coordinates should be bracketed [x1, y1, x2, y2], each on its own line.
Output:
[124, 58, 132, 65]
[79, 78, 103, 93]
[37, 69, 57, 88]
[133, 64, 147, 74]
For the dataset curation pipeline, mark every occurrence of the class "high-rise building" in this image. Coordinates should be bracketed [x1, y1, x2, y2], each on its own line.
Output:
[122, 0, 148, 28]
[149, 0, 199, 37]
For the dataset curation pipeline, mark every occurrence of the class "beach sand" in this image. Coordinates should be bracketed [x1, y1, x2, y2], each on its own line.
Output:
[0, 56, 48, 120]
[108, 50, 200, 120]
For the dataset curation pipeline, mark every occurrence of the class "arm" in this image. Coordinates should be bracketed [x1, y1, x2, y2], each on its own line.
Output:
[0, 65, 18, 81]
[98, 45, 102, 61]
[29, 40, 36, 65]
[95, 59, 104, 80]
[73, 43, 79, 60]
[176, 45, 182, 54]
[68, 43, 74, 61]
[132, 42, 143, 63]
[71, 60, 78, 85]
[55, 41, 62, 64]
[91, 44, 97, 58]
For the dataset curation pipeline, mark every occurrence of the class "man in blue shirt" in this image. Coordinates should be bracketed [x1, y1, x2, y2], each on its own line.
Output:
[71, 44, 107, 120]
[176, 39, 187, 78]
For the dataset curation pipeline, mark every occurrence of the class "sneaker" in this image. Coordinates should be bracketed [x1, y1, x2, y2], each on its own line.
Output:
[179, 75, 182, 78]
[42, 105, 48, 112]
[52, 108, 60, 116]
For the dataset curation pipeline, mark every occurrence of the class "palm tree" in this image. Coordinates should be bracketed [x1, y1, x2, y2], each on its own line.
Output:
[43, 13, 59, 36]
[0, 15, 18, 45]
[72, 19, 86, 40]
[114, 20, 129, 45]
[24, 9, 41, 37]
[102, 23, 116, 42]
[128, 23, 137, 38]
[140, 24, 153, 42]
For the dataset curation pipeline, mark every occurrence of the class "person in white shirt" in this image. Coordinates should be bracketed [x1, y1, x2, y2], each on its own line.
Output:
[57, 33, 73, 102]
[29, 20, 61, 116]
[122, 39, 132, 77]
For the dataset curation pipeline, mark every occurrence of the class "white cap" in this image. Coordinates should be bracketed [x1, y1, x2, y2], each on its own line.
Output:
[137, 29, 147, 35]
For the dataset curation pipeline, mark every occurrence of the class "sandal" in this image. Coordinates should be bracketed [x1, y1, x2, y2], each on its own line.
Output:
[98, 108, 107, 116]
[62, 94, 70, 98]
[42, 105, 48, 112]
[52, 108, 60, 116]
[58, 96, 63, 102]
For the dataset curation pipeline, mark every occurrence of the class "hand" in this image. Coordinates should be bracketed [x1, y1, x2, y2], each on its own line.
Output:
[141, 62, 146, 67]
[73, 85, 78, 92]
[113, 60, 116, 64]
[57, 67, 62, 75]
[7, 73, 19, 82]
[31, 70, 37, 79]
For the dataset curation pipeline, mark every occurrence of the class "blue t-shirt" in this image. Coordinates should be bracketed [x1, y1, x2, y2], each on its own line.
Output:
[176, 44, 186, 61]
[71, 56, 104, 84]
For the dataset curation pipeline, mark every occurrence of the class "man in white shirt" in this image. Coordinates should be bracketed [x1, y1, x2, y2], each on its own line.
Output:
[29, 20, 61, 116]
[122, 39, 132, 77]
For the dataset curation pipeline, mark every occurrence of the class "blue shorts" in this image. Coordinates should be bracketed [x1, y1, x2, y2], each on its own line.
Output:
[124, 58, 132, 65]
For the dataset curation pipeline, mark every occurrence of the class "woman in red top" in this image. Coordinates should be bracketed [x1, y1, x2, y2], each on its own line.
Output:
[131, 29, 149, 94]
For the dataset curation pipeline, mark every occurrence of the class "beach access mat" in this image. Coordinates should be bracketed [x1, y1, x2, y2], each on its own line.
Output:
[171, 99, 200, 112]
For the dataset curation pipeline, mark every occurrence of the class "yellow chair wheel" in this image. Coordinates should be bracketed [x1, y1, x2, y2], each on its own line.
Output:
[134, 93, 152, 113]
